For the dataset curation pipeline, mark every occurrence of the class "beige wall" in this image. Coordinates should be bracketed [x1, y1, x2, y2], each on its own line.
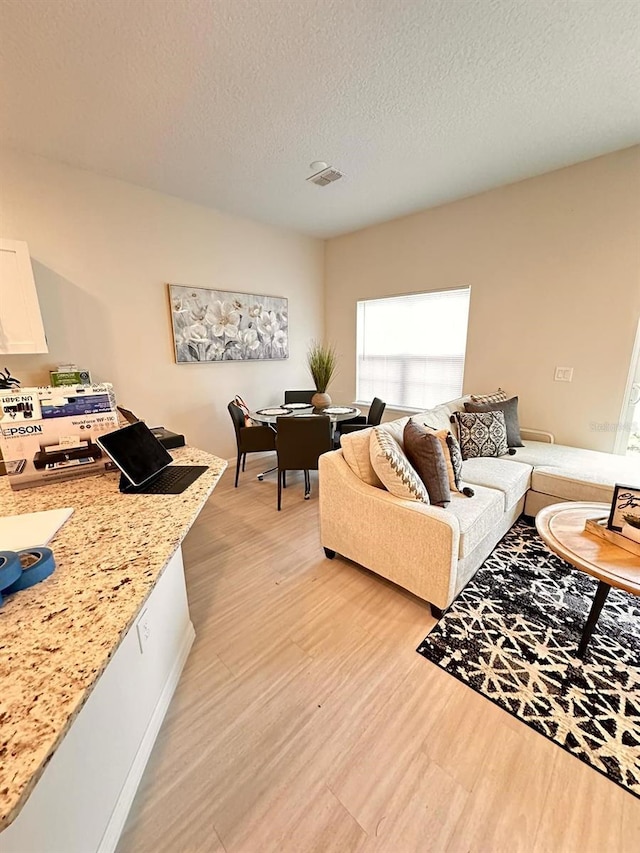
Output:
[0, 149, 324, 460]
[325, 146, 640, 452]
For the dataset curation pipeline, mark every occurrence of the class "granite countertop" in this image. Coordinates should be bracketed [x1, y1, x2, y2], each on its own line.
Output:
[0, 447, 227, 832]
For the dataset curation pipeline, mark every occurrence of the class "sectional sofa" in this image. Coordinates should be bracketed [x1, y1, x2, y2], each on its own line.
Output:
[319, 395, 640, 616]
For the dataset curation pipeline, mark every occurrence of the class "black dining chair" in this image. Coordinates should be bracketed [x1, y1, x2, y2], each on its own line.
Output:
[228, 401, 276, 487]
[275, 415, 332, 510]
[335, 397, 386, 444]
[283, 390, 316, 405]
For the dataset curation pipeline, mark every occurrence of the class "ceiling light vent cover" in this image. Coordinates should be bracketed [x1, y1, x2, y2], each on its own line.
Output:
[306, 167, 343, 187]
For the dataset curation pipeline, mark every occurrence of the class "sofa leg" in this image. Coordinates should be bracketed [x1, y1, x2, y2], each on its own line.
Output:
[323, 547, 336, 559]
[430, 603, 446, 619]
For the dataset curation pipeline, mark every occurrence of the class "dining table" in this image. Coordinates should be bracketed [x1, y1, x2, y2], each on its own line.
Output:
[248, 403, 362, 481]
[249, 403, 361, 427]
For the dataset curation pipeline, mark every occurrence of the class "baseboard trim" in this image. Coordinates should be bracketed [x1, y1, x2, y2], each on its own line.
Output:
[97, 621, 196, 853]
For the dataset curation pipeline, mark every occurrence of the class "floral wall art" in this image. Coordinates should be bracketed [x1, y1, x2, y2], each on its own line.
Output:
[168, 284, 289, 363]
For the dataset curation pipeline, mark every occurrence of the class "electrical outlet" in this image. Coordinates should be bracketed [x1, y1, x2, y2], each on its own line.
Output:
[554, 367, 573, 382]
[136, 609, 151, 654]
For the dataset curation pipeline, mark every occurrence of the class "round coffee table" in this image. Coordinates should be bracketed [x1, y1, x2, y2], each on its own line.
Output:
[536, 502, 640, 658]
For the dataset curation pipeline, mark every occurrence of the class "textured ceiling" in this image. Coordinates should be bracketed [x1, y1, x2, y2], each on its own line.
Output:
[0, 0, 639, 237]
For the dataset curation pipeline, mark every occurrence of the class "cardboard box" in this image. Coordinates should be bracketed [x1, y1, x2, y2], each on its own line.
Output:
[50, 369, 92, 387]
[0, 384, 119, 490]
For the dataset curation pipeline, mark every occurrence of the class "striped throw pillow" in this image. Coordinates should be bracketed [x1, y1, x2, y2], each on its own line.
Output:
[470, 388, 507, 405]
[369, 428, 429, 503]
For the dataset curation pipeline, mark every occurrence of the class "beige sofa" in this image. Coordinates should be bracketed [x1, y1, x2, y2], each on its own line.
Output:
[319, 396, 640, 616]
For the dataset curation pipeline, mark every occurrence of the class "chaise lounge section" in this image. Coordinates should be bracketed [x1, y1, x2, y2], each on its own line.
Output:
[319, 396, 640, 615]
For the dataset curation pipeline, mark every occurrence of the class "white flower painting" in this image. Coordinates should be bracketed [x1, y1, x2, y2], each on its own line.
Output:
[169, 285, 289, 363]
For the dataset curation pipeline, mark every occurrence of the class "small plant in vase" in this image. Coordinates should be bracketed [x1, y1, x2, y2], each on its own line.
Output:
[307, 341, 337, 408]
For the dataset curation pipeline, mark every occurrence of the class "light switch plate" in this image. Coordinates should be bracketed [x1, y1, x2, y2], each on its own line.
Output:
[554, 367, 573, 382]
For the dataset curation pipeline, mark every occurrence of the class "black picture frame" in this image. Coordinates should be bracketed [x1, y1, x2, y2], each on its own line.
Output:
[607, 483, 640, 532]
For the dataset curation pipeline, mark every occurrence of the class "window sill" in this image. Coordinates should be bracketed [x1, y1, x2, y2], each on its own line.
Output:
[353, 401, 425, 414]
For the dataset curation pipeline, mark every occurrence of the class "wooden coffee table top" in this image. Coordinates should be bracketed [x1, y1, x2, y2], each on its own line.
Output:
[536, 502, 640, 596]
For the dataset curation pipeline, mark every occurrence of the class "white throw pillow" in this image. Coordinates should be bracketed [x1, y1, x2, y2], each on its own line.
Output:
[369, 427, 429, 503]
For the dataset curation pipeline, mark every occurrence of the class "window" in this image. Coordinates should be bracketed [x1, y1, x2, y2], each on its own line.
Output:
[356, 287, 471, 410]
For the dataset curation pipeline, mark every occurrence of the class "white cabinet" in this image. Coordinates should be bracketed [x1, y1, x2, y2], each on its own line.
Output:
[0, 238, 48, 354]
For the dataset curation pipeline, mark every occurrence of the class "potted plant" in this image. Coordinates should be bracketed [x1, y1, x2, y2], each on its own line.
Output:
[307, 341, 337, 408]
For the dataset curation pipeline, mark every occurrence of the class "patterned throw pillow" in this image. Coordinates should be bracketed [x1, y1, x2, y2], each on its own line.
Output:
[446, 433, 464, 489]
[464, 396, 524, 447]
[369, 428, 429, 503]
[454, 411, 508, 460]
[470, 388, 507, 405]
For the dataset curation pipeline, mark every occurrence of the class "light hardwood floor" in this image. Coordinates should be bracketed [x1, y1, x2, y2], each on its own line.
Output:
[117, 455, 640, 853]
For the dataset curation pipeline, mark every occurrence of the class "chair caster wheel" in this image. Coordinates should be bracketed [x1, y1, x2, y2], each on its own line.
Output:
[257, 475, 264, 481]
[304, 493, 310, 500]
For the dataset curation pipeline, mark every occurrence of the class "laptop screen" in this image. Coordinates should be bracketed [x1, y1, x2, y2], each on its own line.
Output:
[97, 421, 172, 486]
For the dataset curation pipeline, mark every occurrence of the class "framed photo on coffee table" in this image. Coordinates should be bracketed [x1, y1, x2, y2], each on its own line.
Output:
[607, 483, 640, 532]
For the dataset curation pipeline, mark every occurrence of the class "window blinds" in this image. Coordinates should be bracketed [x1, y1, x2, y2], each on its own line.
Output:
[356, 287, 471, 410]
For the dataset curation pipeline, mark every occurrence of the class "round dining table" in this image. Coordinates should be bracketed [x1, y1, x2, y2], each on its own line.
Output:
[249, 404, 361, 426]
[249, 404, 362, 481]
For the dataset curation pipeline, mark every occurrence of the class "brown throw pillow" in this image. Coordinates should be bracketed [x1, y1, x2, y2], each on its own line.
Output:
[403, 421, 451, 507]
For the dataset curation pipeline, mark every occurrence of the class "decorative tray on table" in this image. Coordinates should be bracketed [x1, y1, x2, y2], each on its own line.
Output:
[584, 516, 640, 557]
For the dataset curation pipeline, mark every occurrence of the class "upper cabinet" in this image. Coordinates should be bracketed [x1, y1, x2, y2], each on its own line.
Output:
[0, 238, 48, 354]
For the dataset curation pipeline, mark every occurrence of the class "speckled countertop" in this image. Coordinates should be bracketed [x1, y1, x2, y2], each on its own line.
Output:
[0, 447, 227, 832]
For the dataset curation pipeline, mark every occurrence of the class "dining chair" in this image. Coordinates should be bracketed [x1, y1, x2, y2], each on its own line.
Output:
[335, 397, 386, 444]
[283, 390, 316, 405]
[275, 415, 332, 510]
[228, 401, 276, 487]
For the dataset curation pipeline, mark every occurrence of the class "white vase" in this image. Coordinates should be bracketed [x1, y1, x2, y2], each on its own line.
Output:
[621, 523, 640, 544]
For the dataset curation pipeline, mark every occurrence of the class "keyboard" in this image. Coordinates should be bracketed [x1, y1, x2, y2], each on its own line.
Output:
[121, 465, 209, 494]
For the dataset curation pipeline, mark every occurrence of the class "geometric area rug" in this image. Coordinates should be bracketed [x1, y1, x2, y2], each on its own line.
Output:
[417, 520, 640, 798]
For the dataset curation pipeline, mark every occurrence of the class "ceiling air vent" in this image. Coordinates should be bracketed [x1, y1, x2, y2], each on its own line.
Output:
[306, 166, 344, 187]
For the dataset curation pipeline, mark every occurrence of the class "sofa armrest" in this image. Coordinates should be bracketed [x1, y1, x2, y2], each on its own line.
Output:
[521, 428, 555, 444]
[319, 450, 460, 608]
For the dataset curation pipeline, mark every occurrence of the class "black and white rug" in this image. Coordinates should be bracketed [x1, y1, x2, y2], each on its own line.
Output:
[417, 520, 640, 797]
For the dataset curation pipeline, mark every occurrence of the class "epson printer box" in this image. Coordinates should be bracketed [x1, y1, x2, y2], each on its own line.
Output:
[0, 384, 119, 490]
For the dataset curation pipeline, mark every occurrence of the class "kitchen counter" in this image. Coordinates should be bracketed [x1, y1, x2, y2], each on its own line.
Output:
[0, 447, 226, 835]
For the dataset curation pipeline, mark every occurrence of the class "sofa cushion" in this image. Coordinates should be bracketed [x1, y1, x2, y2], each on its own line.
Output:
[455, 411, 509, 459]
[446, 485, 505, 558]
[369, 428, 429, 503]
[531, 467, 624, 504]
[412, 405, 454, 434]
[404, 421, 451, 507]
[502, 440, 640, 504]
[461, 457, 532, 510]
